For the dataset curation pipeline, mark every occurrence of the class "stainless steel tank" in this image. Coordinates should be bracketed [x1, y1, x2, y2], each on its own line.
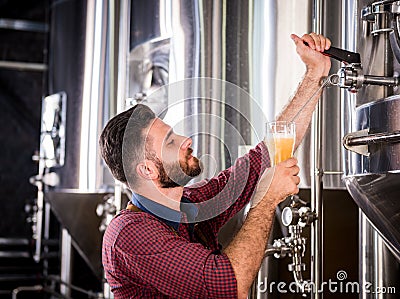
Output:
[35, 0, 120, 286]
[345, 98, 400, 256]
[340, 0, 400, 298]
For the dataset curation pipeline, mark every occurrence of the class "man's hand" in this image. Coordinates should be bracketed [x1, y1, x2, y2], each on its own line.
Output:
[251, 158, 300, 209]
[262, 158, 300, 206]
[291, 33, 331, 79]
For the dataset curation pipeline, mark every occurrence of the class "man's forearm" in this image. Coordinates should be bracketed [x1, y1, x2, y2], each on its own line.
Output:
[223, 199, 277, 299]
[276, 70, 324, 150]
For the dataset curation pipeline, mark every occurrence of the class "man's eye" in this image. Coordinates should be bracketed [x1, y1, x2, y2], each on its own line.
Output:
[168, 139, 174, 145]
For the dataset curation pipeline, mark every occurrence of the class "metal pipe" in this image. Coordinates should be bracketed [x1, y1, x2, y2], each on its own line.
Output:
[0, 60, 47, 71]
[345, 130, 400, 146]
[264, 247, 281, 256]
[60, 229, 72, 297]
[264, 246, 290, 257]
[104, 0, 130, 296]
[363, 75, 399, 86]
[115, 0, 131, 213]
[33, 182, 43, 263]
[0, 238, 29, 245]
[0, 18, 48, 32]
[12, 285, 43, 299]
[43, 201, 51, 276]
[311, 1, 324, 298]
[79, 0, 108, 191]
[0, 251, 30, 258]
[46, 275, 102, 298]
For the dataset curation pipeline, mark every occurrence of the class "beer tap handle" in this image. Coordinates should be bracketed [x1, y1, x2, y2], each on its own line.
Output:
[324, 46, 361, 64]
[304, 42, 361, 64]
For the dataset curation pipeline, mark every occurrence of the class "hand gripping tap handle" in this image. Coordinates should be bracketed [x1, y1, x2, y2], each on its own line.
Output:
[303, 41, 361, 64]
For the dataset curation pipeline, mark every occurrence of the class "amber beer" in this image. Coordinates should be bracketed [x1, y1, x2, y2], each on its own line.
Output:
[265, 121, 295, 165]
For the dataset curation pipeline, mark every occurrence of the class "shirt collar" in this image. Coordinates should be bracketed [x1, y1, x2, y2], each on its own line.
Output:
[131, 192, 198, 231]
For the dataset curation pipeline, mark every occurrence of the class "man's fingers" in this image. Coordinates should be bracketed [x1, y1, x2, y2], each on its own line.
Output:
[300, 34, 316, 50]
[296, 32, 332, 52]
[292, 175, 300, 185]
[290, 33, 301, 44]
[309, 32, 322, 51]
[290, 33, 308, 50]
[291, 165, 300, 176]
[279, 157, 298, 167]
[325, 37, 332, 50]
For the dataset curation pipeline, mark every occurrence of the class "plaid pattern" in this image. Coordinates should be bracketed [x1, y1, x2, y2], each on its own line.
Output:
[102, 142, 270, 298]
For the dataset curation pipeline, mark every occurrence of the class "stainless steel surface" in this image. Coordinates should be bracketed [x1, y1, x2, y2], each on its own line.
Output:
[319, 0, 348, 190]
[341, 0, 400, 298]
[337, 63, 400, 91]
[127, 1, 170, 116]
[12, 285, 44, 299]
[116, 0, 130, 119]
[0, 238, 29, 245]
[310, 1, 324, 297]
[39, 92, 67, 169]
[345, 173, 400, 260]
[345, 130, 400, 146]
[359, 214, 400, 299]
[363, 74, 400, 85]
[354, 1, 396, 105]
[174, 0, 255, 174]
[0, 60, 47, 71]
[32, 0, 121, 282]
[346, 95, 400, 175]
[45, 191, 108, 280]
[0, 252, 30, 258]
[127, 37, 170, 117]
[0, 18, 48, 32]
[113, 0, 131, 221]
[60, 229, 72, 297]
[344, 128, 400, 148]
[48, 0, 115, 191]
[33, 183, 44, 263]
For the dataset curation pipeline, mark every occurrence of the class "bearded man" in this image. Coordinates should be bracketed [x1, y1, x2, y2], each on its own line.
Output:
[99, 33, 331, 299]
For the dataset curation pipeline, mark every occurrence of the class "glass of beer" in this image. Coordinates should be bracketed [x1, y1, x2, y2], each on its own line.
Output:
[265, 121, 296, 165]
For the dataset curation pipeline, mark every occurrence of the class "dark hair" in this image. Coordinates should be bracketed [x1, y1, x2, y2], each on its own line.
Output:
[99, 104, 155, 186]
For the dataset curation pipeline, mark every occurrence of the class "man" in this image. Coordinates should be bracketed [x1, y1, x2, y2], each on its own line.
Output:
[100, 33, 331, 298]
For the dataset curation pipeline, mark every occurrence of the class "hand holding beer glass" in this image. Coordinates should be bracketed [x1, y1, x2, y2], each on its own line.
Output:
[265, 121, 296, 166]
[251, 121, 296, 208]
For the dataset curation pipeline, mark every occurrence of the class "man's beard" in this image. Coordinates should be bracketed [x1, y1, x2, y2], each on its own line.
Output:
[155, 149, 202, 188]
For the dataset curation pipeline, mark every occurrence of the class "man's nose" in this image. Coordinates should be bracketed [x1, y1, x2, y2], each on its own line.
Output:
[180, 137, 192, 150]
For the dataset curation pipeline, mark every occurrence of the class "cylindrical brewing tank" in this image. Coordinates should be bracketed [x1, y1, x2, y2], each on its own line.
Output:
[43, 0, 118, 280]
[49, 0, 114, 191]
[341, 0, 400, 298]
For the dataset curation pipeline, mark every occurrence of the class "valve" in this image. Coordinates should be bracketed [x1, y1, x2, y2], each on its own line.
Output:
[307, 42, 400, 92]
[281, 206, 317, 227]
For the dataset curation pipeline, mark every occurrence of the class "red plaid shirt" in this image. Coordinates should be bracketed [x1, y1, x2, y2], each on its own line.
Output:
[102, 142, 270, 298]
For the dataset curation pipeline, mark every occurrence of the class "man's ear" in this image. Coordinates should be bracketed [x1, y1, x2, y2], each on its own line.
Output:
[136, 160, 158, 180]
